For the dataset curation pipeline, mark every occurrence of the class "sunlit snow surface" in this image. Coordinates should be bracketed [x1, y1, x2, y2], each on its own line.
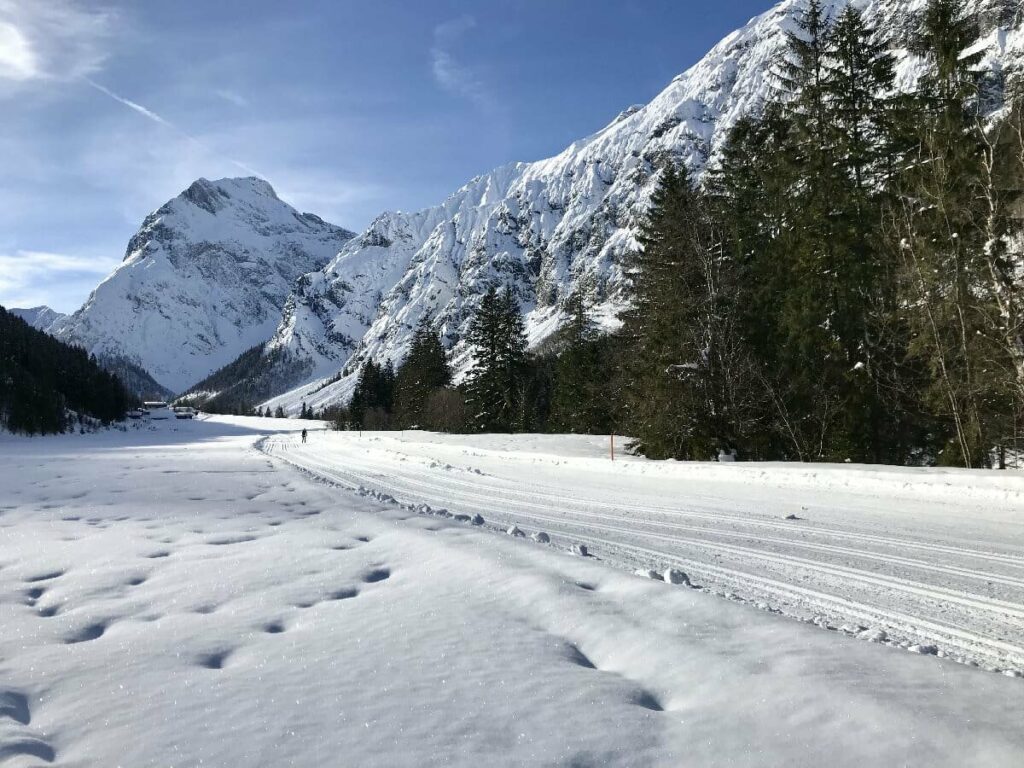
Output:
[2, 418, 1024, 766]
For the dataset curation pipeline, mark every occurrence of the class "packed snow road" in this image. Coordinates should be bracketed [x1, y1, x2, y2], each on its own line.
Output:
[263, 430, 1024, 674]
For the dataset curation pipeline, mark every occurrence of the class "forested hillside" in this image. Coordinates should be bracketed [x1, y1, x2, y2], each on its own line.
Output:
[0, 306, 133, 435]
[620, 0, 1024, 466]
[326, 0, 1023, 469]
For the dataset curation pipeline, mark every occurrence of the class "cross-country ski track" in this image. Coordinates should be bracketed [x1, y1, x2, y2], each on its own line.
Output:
[262, 430, 1024, 674]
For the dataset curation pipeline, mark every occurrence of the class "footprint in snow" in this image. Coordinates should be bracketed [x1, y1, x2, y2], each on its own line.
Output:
[561, 642, 666, 713]
[631, 690, 665, 712]
[328, 587, 359, 601]
[361, 567, 390, 584]
[196, 649, 232, 670]
[0, 737, 56, 764]
[0, 690, 31, 725]
[64, 621, 108, 644]
[205, 535, 258, 546]
[564, 644, 597, 669]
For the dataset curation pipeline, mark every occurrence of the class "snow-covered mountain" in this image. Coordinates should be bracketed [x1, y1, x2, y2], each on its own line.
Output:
[52, 177, 354, 393]
[253, 0, 1020, 414]
[9, 305, 67, 332]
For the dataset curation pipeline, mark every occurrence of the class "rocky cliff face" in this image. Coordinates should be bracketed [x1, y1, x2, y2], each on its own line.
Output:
[52, 177, 354, 393]
[258, 0, 1021, 414]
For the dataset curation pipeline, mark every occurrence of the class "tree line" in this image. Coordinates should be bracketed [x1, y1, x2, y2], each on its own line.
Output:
[620, 0, 1024, 466]
[326, 284, 617, 437]
[315, 0, 1024, 468]
[0, 306, 133, 434]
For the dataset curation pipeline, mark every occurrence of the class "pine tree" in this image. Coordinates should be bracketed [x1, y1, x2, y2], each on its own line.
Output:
[889, 0, 998, 466]
[550, 293, 613, 434]
[464, 285, 528, 432]
[988, 76, 1024, 419]
[769, 0, 856, 459]
[776, 0, 832, 158]
[348, 359, 396, 429]
[394, 317, 452, 429]
[817, 6, 924, 462]
[274, 406, 285, 418]
[620, 164, 757, 459]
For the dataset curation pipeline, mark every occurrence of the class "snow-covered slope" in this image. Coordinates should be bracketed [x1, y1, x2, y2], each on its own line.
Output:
[262, 0, 1022, 414]
[52, 177, 354, 393]
[9, 305, 67, 333]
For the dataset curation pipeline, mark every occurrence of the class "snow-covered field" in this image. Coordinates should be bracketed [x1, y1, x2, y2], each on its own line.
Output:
[2, 418, 1024, 766]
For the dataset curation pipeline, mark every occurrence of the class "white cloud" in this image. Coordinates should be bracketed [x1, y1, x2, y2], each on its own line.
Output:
[0, 249, 117, 310]
[0, 0, 114, 84]
[431, 15, 493, 110]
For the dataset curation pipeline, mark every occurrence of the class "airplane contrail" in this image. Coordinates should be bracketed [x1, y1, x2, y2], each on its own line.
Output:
[83, 77, 263, 178]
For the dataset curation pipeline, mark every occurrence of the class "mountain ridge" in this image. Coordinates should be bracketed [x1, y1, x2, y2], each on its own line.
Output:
[9, 305, 67, 333]
[253, 0, 1022, 415]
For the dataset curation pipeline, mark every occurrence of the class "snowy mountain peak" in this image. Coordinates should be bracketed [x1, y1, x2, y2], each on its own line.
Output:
[259, 0, 1022, 415]
[54, 177, 355, 393]
[177, 176, 278, 215]
[9, 305, 67, 333]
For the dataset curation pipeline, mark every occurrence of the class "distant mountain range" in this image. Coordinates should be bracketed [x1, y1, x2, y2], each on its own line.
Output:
[17, 0, 1022, 411]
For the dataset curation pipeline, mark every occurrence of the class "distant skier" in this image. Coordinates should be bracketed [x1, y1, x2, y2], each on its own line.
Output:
[301, 428, 308, 444]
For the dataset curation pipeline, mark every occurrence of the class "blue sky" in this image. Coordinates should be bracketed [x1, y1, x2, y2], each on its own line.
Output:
[0, 0, 773, 312]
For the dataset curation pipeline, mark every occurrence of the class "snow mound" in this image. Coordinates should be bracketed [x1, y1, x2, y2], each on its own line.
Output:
[664, 568, 690, 586]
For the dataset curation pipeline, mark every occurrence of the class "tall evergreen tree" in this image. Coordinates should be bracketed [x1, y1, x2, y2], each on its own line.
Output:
[621, 164, 759, 459]
[394, 317, 452, 429]
[889, 0, 999, 466]
[464, 285, 528, 432]
[348, 360, 396, 429]
[988, 76, 1024, 415]
[817, 6, 924, 461]
[550, 293, 613, 434]
[777, 0, 831, 147]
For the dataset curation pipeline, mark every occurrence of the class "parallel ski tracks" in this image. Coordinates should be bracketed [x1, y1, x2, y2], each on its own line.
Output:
[263, 437, 1024, 668]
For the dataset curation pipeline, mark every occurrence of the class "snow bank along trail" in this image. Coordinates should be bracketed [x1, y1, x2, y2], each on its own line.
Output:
[263, 430, 1024, 674]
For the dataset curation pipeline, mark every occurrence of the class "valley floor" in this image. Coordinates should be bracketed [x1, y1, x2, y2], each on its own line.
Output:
[1, 417, 1023, 766]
